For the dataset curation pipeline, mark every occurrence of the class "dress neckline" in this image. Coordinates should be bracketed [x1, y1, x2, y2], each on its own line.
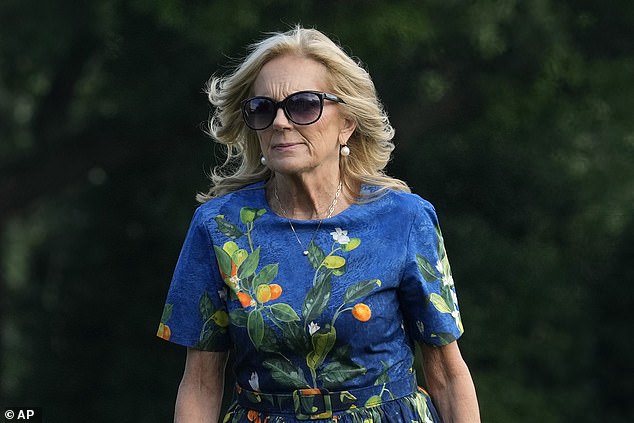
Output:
[248, 180, 360, 224]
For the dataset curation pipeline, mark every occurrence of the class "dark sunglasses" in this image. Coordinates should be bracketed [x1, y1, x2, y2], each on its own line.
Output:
[241, 90, 345, 130]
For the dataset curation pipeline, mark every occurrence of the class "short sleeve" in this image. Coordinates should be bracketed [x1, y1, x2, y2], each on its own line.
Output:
[398, 200, 464, 346]
[156, 207, 231, 351]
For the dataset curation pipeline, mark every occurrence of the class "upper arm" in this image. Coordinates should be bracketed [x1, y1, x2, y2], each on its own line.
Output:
[181, 348, 229, 389]
[158, 207, 231, 351]
[420, 341, 469, 388]
[419, 342, 481, 422]
[175, 349, 229, 423]
[399, 199, 463, 346]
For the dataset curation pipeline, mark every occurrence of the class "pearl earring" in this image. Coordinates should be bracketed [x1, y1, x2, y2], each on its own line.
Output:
[260, 155, 267, 166]
[340, 145, 350, 156]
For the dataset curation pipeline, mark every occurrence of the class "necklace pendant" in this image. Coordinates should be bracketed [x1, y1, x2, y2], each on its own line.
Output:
[303, 250, 309, 256]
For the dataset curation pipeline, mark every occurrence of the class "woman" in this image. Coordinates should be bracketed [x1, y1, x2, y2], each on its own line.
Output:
[158, 26, 480, 423]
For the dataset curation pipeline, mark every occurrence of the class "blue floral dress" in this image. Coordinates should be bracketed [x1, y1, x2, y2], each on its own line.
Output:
[157, 182, 464, 423]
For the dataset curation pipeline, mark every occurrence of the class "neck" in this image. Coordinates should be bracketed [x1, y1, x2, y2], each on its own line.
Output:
[269, 174, 346, 220]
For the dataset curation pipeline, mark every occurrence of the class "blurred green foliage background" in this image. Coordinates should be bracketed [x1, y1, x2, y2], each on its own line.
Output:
[1, 0, 633, 422]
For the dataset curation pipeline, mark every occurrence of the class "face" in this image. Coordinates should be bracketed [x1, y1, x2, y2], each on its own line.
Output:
[251, 55, 355, 178]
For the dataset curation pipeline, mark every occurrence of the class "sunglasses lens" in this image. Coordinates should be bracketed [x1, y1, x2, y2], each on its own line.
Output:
[286, 92, 322, 124]
[243, 98, 276, 130]
[242, 92, 326, 129]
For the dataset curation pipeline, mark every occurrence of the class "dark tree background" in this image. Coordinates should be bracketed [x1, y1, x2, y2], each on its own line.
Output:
[1, 1, 633, 422]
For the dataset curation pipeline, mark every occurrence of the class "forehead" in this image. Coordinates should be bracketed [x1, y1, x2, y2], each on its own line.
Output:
[253, 55, 330, 97]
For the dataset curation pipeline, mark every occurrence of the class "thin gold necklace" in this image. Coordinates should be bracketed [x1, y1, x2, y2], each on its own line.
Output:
[274, 181, 342, 256]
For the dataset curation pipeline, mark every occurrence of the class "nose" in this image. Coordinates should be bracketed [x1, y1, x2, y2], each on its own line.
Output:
[271, 107, 292, 129]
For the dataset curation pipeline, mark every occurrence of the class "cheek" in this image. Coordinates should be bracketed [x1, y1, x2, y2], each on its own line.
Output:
[301, 130, 335, 150]
[306, 119, 342, 144]
[256, 132, 271, 148]
[317, 114, 347, 142]
[317, 127, 343, 148]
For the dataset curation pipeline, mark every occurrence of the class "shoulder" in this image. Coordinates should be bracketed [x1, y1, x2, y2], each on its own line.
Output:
[195, 181, 266, 225]
[378, 189, 440, 227]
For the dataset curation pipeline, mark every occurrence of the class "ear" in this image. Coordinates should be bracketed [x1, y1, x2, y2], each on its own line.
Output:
[338, 117, 357, 145]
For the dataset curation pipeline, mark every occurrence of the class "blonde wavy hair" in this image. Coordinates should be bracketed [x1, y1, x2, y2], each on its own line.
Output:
[197, 25, 410, 203]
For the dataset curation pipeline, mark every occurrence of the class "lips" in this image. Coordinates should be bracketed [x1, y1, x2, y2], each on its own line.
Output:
[271, 142, 302, 151]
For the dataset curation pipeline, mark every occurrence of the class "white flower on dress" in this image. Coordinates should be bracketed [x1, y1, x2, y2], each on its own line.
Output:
[442, 274, 454, 287]
[435, 260, 443, 274]
[330, 228, 350, 244]
[308, 321, 320, 335]
[437, 259, 455, 287]
[217, 288, 228, 300]
[249, 371, 259, 391]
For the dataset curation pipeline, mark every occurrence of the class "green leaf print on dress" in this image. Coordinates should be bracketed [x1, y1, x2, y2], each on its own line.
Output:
[197, 291, 229, 349]
[214, 207, 379, 390]
[416, 224, 464, 341]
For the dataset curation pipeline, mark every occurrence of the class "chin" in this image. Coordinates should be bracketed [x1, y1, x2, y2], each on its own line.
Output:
[269, 158, 314, 175]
